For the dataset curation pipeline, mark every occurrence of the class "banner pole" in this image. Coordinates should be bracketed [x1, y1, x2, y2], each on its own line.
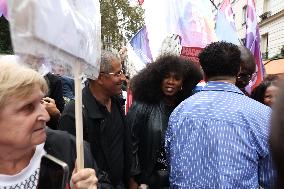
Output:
[74, 60, 84, 170]
[209, 0, 218, 10]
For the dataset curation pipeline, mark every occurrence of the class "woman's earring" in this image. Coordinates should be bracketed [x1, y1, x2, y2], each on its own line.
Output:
[180, 86, 183, 90]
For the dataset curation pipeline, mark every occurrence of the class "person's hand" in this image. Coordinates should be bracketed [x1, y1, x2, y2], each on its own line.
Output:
[119, 46, 127, 61]
[138, 184, 149, 189]
[129, 177, 138, 189]
[42, 97, 61, 118]
[71, 168, 98, 189]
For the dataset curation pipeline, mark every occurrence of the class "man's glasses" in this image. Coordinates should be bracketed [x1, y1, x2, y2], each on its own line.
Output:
[100, 70, 124, 77]
[237, 72, 257, 81]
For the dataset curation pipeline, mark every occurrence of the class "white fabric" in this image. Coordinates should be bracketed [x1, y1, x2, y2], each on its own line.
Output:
[144, 0, 216, 60]
[8, 0, 101, 80]
[0, 144, 46, 189]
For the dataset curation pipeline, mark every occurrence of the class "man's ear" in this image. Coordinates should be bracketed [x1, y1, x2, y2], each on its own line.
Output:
[237, 63, 244, 75]
[97, 74, 104, 85]
[97, 73, 102, 80]
[203, 75, 208, 82]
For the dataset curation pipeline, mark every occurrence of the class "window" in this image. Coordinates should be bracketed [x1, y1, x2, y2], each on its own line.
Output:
[261, 33, 269, 59]
[260, 0, 271, 20]
[263, 0, 270, 13]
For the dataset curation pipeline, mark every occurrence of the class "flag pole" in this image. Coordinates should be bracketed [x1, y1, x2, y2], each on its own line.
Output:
[209, 0, 218, 10]
[238, 38, 244, 46]
[211, 0, 244, 46]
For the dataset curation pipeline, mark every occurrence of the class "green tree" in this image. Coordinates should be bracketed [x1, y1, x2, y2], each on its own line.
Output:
[100, 0, 144, 50]
[0, 16, 13, 54]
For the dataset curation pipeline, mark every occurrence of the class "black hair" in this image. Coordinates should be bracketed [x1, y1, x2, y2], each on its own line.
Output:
[130, 54, 203, 105]
[198, 41, 241, 79]
[250, 76, 279, 104]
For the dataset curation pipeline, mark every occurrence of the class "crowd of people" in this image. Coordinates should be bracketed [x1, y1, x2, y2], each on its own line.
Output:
[0, 41, 283, 189]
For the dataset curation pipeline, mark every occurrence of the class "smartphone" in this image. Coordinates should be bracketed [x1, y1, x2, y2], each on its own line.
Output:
[37, 154, 69, 189]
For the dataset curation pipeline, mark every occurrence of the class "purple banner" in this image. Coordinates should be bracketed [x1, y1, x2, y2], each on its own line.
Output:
[245, 0, 265, 91]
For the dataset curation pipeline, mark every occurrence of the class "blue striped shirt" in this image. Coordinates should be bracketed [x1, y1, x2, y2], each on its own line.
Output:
[165, 81, 275, 189]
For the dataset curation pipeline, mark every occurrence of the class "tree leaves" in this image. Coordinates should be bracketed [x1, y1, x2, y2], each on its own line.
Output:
[100, 0, 144, 49]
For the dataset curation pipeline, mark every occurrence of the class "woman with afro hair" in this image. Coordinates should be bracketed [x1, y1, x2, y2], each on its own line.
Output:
[127, 54, 203, 189]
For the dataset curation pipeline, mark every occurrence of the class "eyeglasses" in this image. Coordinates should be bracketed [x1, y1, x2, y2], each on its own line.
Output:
[237, 72, 257, 81]
[100, 70, 124, 77]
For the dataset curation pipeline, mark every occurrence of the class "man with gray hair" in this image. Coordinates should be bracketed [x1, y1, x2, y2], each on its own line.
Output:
[59, 50, 132, 188]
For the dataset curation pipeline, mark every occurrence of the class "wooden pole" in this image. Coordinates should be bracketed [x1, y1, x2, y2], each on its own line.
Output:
[74, 60, 84, 170]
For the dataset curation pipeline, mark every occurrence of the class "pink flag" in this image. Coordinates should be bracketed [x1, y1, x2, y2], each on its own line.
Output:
[0, 0, 7, 18]
[245, 0, 265, 91]
[138, 0, 144, 5]
[220, 0, 236, 31]
[215, 0, 239, 45]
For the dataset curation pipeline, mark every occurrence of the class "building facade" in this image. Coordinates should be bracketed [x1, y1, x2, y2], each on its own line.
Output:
[213, 0, 284, 59]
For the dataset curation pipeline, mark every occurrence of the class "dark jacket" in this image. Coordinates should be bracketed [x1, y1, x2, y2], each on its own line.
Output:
[45, 72, 65, 129]
[126, 101, 171, 185]
[44, 72, 65, 112]
[60, 76, 75, 100]
[45, 128, 114, 189]
[59, 86, 132, 188]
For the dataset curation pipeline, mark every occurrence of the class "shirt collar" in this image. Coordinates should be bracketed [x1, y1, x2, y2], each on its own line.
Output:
[82, 86, 106, 119]
[202, 81, 244, 95]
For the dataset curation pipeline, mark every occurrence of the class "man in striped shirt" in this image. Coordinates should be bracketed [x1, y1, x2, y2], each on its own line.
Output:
[165, 42, 275, 189]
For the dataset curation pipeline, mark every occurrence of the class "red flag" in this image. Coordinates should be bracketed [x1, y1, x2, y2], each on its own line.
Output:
[180, 46, 203, 66]
[126, 89, 133, 114]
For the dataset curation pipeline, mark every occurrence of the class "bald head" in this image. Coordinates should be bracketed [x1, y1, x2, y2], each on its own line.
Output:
[236, 46, 256, 89]
[239, 46, 256, 74]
